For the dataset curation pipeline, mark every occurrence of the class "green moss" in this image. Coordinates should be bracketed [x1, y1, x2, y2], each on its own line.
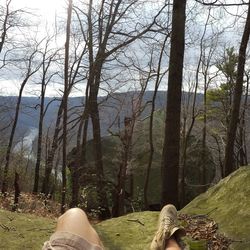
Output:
[96, 211, 210, 250]
[2, 166, 249, 249]
[96, 211, 159, 250]
[182, 166, 250, 250]
[186, 239, 207, 250]
[0, 209, 55, 249]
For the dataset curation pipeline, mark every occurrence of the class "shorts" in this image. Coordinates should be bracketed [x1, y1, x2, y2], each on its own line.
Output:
[42, 231, 104, 250]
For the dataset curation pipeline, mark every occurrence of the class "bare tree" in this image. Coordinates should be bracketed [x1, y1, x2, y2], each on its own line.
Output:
[110, 72, 151, 217]
[75, 0, 168, 219]
[224, 1, 250, 176]
[1, 43, 41, 194]
[236, 71, 249, 166]
[179, 8, 214, 206]
[33, 38, 60, 194]
[195, 0, 248, 7]
[143, 36, 169, 209]
[69, 83, 90, 208]
[0, 0, 19, 54]
[161, 0, 187, 208]
[40, 4, 89, 198]
[61, 0, 73, 214]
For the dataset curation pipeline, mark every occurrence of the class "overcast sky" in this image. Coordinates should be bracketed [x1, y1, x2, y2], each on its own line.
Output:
[14, 0, 65, 20]
[0, 0, 247, 97]
[0, 0, 67, 97]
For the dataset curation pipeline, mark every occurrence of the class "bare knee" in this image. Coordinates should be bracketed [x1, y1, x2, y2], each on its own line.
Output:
[56, 208, 91, 233]
[58, 208, 88, 222]
[56, 208, 102, 246]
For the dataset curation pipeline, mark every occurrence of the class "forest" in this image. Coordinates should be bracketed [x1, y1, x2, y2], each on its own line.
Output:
[0, 0, 249, 229]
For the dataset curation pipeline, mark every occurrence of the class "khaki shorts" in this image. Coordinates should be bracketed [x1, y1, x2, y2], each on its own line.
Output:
[42, 231, 104, 250]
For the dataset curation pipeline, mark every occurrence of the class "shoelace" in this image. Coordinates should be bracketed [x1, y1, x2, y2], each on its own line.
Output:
[160, 216, 176, 232]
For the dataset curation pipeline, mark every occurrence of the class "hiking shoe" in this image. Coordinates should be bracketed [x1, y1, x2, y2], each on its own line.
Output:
[150, 204, 186, 250]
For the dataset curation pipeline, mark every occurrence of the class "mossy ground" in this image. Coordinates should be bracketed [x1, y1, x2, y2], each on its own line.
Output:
[0, 209, 55, 249]
[0, 209, 159, 249]
[96, 211, 159, 250]
[0, 208, 209, 250]
[1, 166, 249, 249]
[182, 166, 250, 250]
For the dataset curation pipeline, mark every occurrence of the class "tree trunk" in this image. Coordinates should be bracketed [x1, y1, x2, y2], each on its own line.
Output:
[33, 82, 45, 193]
[12, 172, 20, 211]
[70, 104, 89, 208]
[144, 112, 155, 209]
[144, 35, 168, 209]
[0, 0, 11, 54]
[224, 2, 250, 176]
[237, 73, 249, 166]
[161, 0, 186, 208]
[179, 114, 187, 207]
[112, 117, 133, 217]
[2, 80, 27, 194]
[89, 87, 111, 219]
[61, 0, 72, 213]
[201, 85, 207, 192]
[113, 156, 128, 217]
[83, 0, 166, 218]
[41, 102, 63, 195]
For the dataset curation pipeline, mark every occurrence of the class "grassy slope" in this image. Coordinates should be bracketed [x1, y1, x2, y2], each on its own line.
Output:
[0, 208, 158, 249]
[96, 211, 159, 250]
[97, 166, 250, 250]
[182, 166, 250, 250]
[0, 209, 55, 249]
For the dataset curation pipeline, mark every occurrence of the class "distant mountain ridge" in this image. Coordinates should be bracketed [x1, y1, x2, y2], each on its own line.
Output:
[0, 91, 204, 146]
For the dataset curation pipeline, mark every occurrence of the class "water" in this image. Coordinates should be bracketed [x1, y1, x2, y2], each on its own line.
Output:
[13, 127, 38, 154]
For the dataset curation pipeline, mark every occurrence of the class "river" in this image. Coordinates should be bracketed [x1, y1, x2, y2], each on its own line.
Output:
[13, 127, 38, 155]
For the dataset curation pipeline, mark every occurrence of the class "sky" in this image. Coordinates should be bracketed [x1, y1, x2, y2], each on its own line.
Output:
[0, 0, 247, 97]
[0, 0, 68, 97]
[13, 0, 65, 20]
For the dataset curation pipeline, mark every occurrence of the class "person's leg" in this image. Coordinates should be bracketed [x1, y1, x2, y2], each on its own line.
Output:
[150, 204, 185, 250]
[165, 237, 181, 250]
[43, 208, 104, 250]
[55, 207, 103, 247]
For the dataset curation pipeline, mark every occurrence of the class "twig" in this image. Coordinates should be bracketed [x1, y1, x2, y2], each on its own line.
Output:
[206, 207, 218, 216]
[127, 219, 145, 226]
[0, 224, 15, 231]
[0, 224, 9, 231]
[190, 207, 218, 219]
[7, 215, 14, 221]
[26, 228, 53, 232]
[230, 238, 250, 244]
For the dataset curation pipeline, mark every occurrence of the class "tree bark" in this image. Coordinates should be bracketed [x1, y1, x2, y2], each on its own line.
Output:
[1, 59, 37, 194]
[112, 116, 134, 217]
[224, 2, 250, 176]
[61, 0, 72, 214]
[179, 9, 211, 206]
[201, 81, 207, 191]
[33, 79, 46, 194]
[0, 0, 12, 54]
[161, 0, 186, 208]
[70, 98, 89, 208]
[144, 35, 168, 209]
[80, 0, 167, 218]
[89, 85, 111, 219]
[41, 102, 63, 195]
[2, 85, 24, 194]
[237, 73, 249, 166]
[12, 172, 20, 211]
